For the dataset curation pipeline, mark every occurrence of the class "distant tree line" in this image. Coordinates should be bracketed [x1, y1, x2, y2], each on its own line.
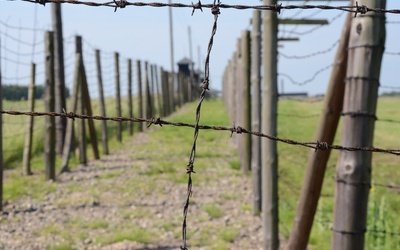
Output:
[381, 91, 400, 97]
[2, 85, 70, 101]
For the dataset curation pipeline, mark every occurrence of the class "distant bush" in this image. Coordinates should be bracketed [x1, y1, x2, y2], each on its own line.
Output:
[381, 91, 400, 97]
[2, 84, 70, 100]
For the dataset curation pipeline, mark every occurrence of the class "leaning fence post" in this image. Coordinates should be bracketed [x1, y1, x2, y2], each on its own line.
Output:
[60, 54, 82, 174]
[44, 31, 56, 181]
[114, 52, 122, 142]
[22, 63, 36, 176]
[95, 49, 109, 155]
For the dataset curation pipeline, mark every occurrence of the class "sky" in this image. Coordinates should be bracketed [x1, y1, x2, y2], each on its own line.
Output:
[0, 0, 399, 97]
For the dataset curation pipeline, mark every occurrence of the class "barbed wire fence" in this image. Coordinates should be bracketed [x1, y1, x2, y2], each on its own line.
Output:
[1, 1, 400, 249]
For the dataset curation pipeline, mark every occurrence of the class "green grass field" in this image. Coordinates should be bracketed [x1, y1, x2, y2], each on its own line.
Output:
[2, 96, 400, 249]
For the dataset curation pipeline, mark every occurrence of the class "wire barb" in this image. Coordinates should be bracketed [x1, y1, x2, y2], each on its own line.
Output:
[191, 1, 203, 16]
[354, 1, 368, 17]
[113, 0, 127, 12]
[147, 117, 163, 128]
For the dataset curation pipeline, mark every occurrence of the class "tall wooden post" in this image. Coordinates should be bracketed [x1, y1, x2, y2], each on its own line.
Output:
[136, 60, 144, 131]
[160, 68, 169, 116]
[262, 0, 279, 248]
[76, 36, 87, 165]
[169, 72, 175, 113]
[150, 64, 156, 115]
[153, 65, 162, 117]
[238, 31, 251, 174]
[288, 11, 352, 250]
[144, 61, 152, 118]
[127, 59, 134, 135]
[95, 50, 109, 155]
[52, 3, 67, 156]
[22, 63, 36, 175]
[332, 1, 386, 249]
[114, 52, 122, 142]
[251, 10, 262, 215]
[44, 31, 56, 181]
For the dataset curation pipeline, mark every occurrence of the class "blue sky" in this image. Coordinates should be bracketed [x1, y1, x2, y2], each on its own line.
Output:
[0, 0, 399, 96]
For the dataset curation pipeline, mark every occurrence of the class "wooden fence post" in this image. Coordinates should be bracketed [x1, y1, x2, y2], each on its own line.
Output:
[136, 60, 144, 131]
[153, 65, 163, 117]
[95, 49, 109, 155]
[262, 0, 279, 248]
[44, 31, 56, 181]
[144, 61, 153, 118]
[60, 54, 82, 174]
[160, 67, 169, 116]
[150, 64, 156, 116]
[169, 72, 175, 113]
[251, 10, 262, 215]
[238, 30, 251, 174]
[75, 36, 87, 165]
[127, 59, 133, 135]
[114, 52, 122, 142]
[332, 1, 386, 249]
[52, 3, 67, 156]
[288, 11, 352, 250]
[22, 63, 36, 175]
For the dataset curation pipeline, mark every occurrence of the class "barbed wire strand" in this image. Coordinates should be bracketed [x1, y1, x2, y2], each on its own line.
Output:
[279, 39, 339, 59]
[1, 110, 400, 156]
[19, 0, 400, 15]
[181, 1, 220, 249]
[279, 63, 333, 85]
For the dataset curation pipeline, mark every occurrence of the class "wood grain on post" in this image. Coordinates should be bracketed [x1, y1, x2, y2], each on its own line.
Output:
[22, 63, 36, 176]
[44, 31, 56, 181]
[251, 10, 262, 215]
[288, 11, 352, 250]
[262, 0, 279, 248]
[114, 52, 122, 142]
[332, 1, 386, 249]
[95, 50, 109, 155]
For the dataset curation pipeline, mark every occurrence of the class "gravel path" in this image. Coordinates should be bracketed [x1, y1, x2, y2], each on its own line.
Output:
[0, 129, 272, 250]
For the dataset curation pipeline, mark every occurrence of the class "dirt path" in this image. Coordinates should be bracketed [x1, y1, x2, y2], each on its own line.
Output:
[0, 123, 267, 250]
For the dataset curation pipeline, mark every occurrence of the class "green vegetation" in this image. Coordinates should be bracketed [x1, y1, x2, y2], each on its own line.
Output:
[2, 96, 400, 249]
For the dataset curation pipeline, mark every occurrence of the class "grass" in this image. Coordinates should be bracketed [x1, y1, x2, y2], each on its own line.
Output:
[2, 96, 400, 249]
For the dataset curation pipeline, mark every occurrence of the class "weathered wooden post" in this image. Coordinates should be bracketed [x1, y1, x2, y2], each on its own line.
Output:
[332, 1, 386, 249]
[262, 0, 279, 248]
[238, 30, 251, 174]
[76, 36, 87, 165]
[95, 49, 109, 155]
[52, 3, 67, 156]
[136, 60, 144, 131]
[22, 63, 36, 176]
[144, 61, 153, 118]
[288, 11, 352, 250]
[114, 52, 122, 142]
[154, 65, 163, 117]
[251, 10, 262, 215]
[44, 31, 56, 181]
[127, 59, 134, 135]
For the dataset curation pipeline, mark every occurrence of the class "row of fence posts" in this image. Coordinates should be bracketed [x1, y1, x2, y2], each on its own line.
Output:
[16, 32, 198, 182]
[222, 1, 386, 249]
